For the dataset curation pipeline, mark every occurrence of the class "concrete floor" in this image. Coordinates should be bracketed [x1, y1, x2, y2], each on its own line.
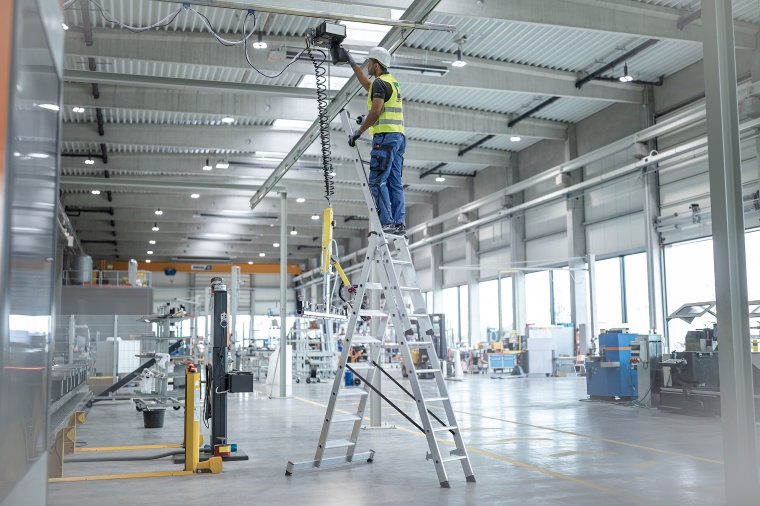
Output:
[49, 374, 753, 505]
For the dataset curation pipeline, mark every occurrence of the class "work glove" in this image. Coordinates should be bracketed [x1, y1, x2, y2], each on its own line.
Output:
[344, 47, 357, 67]
[348, 131, 362, 147]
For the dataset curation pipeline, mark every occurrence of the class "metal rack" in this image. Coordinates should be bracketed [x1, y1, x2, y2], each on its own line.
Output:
[291, 320, 337, 383]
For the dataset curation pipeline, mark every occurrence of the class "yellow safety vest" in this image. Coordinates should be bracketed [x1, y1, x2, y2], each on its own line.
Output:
[367, 73, 404, 136]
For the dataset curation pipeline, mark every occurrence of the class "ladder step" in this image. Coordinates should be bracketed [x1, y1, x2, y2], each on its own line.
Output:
[391, 259, 412, 265]
[339, 388, 369, 397]
[358, 310, 388, 318]
[424, 397, 449, 403]
[433, 425, 458, 433]
[409, 313, 430, 319]
[406, 341, 433, 347]
[399, 286, 420, 291]
[413, 368, 442, 375]
[442, 455, 467, 463]
[324, 439, 356, 449]
[364, 282, 383, 290]
[332, 414, 362, 423]
[351, 337, 382, 345]
[348, 362, 373, 370]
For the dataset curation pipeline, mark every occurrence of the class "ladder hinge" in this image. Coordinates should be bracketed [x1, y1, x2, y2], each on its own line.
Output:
[404, 328, 415, 336]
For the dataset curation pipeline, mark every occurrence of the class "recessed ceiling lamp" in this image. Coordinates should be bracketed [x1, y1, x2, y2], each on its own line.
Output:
[273, 242, 280, 248]
[72, 106, 85, 113]
[619, 63, 633, 82]
[191, 193, 200, 199]
[145, 259, 151, 263]
[252, 30, 267, 49]
[259, 252, 266, 257]
[290, 228, 297, 235]
[203, 158, 212, 171]
[215, 160, 229, 169]
[220, 116, 235, 124]
[91, 190, 101, 195]
[37, 103, 59, 111]
[296, 197, 306, 203]
[510, 135, 521, 142]
[311, 214, 320, 220]
[155, 209, 163, 215]
[84, 156, 94, 165]
[152, 223, 160, 232]
[149, 240, 156, 245]
[435, 172, 446, 182]
[147, 250, 154, 255]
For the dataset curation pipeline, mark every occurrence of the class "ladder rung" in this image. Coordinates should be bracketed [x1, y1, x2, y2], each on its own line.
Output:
[351, 337, 382, 345]
[364, 282, 382, 290]
[339, 388, 369, 397]
[433, 425, 458, 433]
[324, 439, 356, 449]
[399, 286, 420, 291]
[413, 368, 441, 375]
[409, 313, 430, 319]
[442, 455, 467, 463]
[358, 310, 388, 317]
[391, 259, 412, 265]
[406, 341, 433, 347]
[332, 414, 362, 423]
[424, 397, 449, 403]
[349, 362, 373, 370]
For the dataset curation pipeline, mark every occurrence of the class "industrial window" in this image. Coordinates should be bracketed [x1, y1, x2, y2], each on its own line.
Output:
[624, 253, 649, 333]
[443, 285, 468, 346]
[552, 269, 572, 324]
[525, 271, 551, 325]
[501, 276, 514, 332]
[664, 238, 715, 351]
[594, 257, 623, 329]
[480, 277, 516, 343]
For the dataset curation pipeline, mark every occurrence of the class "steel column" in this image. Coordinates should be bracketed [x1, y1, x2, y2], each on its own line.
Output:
[211, 281, 228, 447]
[702, 2, 759, 502]
[279, 191, 288, 398]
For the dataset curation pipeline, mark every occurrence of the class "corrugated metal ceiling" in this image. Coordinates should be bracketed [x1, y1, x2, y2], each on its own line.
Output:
[631, 0, 760, 24]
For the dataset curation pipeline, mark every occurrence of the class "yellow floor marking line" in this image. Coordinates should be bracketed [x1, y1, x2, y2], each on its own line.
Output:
[495, 438, 552, 443]
[75, 444, 181, 453]
[377, 394, 722, 465]
[592, 461, 659, 469]
[289, 395, 655, 503]
[551, 451, 617, 458]
[49, 471, 195, 482]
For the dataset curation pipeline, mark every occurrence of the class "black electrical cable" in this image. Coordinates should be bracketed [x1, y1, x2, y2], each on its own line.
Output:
[241, 11, 311, 79]
[203, 363, 212, 428]
[306, 47, 334, 204]
[90, 0, 183, 33]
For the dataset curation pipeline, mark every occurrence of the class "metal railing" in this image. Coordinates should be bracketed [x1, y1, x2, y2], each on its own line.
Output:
[63, 270, 153, 287]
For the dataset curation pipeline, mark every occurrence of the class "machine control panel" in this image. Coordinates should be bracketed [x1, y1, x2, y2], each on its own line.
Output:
[629, 341, 647, 369]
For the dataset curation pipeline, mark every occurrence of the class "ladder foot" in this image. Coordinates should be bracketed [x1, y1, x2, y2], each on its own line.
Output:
[466, 475, 476, 483]
[440, 481, 450, 488]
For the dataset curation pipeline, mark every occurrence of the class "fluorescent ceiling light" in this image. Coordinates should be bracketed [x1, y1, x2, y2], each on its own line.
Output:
[256, 151, 287, 157]
[149, 240, 156, 245]
[311, 214, 320, 220]
[220, 116, 235, 124]
[259, 252, 266, 257]
[190, 193, 200, 199]
[510, 136, 521, 142]
[28, 152, 50, 159]
[91, 190, 101, 195]
[342, 21, 391, 44]
[215, 161, 229, 169]
[296, 197, 306, 203]
[298, 74, 350, 91]
[37, 103, 59, 111]
[273, 242, 280, 248]
[273, 119, 312, 130]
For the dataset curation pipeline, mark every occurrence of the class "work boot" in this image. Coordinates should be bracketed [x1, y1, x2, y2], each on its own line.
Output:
[393, 223, 406, 237]
[381, 223, 396, 234]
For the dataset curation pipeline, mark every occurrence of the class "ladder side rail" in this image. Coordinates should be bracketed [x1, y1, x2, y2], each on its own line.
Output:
[313, 256, 374, 463]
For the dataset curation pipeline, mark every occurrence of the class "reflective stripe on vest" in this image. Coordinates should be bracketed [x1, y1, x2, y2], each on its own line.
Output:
[368, 73, 404, 136]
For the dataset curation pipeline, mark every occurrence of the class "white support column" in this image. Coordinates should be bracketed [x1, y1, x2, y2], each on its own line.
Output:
[565, 124, 589, 333]
[753, 30, 760, 195]
[431, 194, 444, 315]
[702, 1, 759, 502]
[508, 153, 527, 338]
[279, 191, 289, 398]
[465, 179, 480, 346]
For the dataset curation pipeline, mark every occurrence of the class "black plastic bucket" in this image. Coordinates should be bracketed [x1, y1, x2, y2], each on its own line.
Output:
[142, 409, 166, 428]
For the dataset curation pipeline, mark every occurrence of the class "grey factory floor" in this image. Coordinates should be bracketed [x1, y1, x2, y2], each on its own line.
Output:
[48, 372, 756, 506]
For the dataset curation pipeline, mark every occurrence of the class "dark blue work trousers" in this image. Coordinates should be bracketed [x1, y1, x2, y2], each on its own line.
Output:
[368, 132, 406, 227]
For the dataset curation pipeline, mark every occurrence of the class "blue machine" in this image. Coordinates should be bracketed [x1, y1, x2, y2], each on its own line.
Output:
[586, 333, 638, 399]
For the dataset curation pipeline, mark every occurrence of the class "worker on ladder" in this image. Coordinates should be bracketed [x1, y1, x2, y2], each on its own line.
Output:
[345, 47, 407, 236]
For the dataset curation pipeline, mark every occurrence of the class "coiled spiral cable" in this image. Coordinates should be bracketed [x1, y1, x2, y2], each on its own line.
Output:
[307, 48, 335, 205]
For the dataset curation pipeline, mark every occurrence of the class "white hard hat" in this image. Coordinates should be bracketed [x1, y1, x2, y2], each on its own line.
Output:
[367, 47, 391, 69]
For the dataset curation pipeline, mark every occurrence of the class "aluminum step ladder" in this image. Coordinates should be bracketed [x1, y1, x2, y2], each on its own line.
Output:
[285, 111, 475, 488]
